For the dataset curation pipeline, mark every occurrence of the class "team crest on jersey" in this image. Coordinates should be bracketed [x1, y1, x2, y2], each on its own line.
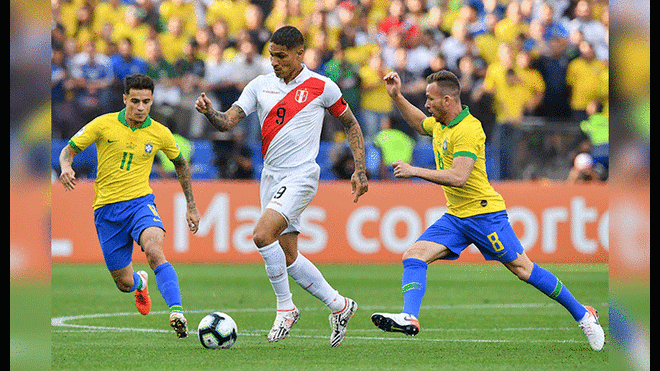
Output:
[144, 142, 153, 154]
[442, 139, 448, 151]
[294, 89, 308, 103]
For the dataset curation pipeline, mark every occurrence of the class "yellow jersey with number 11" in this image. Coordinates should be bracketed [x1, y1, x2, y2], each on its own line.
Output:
[69, 109, 181, 210]
[421, 105, 506, 218]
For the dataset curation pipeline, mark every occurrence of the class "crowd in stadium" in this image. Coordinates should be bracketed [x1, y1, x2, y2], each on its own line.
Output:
[51, 0, 609, 182]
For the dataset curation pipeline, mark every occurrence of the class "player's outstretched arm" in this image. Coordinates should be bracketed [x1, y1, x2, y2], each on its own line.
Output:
[172, 156, 200, 234]
[195, 92, 246, 132]
[59, 144, 78, 191]
[338, 106, 368, 203]
[383, 71, 428, 136]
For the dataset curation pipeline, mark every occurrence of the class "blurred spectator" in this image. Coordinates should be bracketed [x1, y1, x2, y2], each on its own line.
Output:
[456, 54, 495, 140]
[473, 13, 500, 66]
[514, 50, 545, 116]
[206, 0, 249, 38]
[71, 2, 96, 50]
[440, 18, 472, 72]
[372, 118, 415, 179]
[303, 48, 328, 75]
[533, 35, 571, 119]
[159, 0, 198, 37]
[160, 16, 190, 64]
[209, 18, 231, 50]
[145, 39, 181, 130]
[113, 5, 152, 60]
[359, 53, 392, 144]
[494, 1, 528, 44]
[135, 0, 163, 33]
[324, 48, 362, 120]
[193, 26, 214, 61]
[110, 38, 147, 101]
[93, 0, 126, 37]
[52, 47, 78, 139]
[566, 40, 608, 121]
[566, 0, 608, 61]
[244, 4, 272, 54]
[377, 0, 413, 45]
[69, 41, 115, 125]
[174, 39, 206, 85]
[228, 39, 271, 141]
[579, 101, 609, 170]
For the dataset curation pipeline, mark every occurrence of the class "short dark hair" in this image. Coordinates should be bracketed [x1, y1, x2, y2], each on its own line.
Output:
[124, 74, 154, 94]
[426, 70, 461, 101]
[270, 25, 305, 49]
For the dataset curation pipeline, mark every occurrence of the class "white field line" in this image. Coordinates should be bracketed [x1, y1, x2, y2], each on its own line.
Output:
[51, 302, 607, 343]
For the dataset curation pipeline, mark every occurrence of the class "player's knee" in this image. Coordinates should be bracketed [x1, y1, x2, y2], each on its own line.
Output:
[253, 227, 277, 248]
[114, 276, 134, 292]
[402, 245, 426, 262]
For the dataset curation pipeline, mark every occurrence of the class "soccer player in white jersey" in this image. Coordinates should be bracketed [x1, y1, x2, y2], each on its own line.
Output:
[195, 26, 368, 347]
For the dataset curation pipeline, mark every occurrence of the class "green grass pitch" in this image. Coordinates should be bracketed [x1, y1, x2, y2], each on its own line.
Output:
[52, 263, 608, 370]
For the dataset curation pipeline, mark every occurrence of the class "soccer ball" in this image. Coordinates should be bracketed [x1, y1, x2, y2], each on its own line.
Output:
[197, 312, 237, 349]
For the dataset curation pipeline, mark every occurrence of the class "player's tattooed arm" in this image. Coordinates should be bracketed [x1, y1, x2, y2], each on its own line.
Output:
[338, 106, 368, 202]
[172, 156, 200, 233]
[195, 92, 246, 132]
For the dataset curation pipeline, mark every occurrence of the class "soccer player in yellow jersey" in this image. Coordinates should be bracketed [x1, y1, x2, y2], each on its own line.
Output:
[370, 70, 605, 351]
[59, 74, 200, 339]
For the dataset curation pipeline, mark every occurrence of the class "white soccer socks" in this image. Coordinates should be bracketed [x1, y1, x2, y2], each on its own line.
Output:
[258, 241, 295, 311]
[287, 253, 345, 313]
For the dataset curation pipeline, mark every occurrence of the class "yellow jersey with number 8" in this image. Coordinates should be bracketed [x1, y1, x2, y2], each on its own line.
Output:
[421, 105, 506, 218]
[69, 109, 181, 209]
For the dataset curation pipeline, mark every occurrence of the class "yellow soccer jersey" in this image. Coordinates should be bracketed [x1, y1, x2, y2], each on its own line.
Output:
[69, 109, 181, 209]
[421, 105, 506, 218]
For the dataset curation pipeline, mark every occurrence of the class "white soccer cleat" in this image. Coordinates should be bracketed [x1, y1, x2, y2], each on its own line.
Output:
[268, 307, 300, 342]
[578, 305, 605, 351]
[169, 311, 189, 339]
[371, 312, 420, 336]
[329, 297, 358, 347]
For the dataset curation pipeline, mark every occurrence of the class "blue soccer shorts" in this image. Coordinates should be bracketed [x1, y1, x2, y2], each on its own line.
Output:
[417, 210, 524, 263]
[93, 194, 165, 271]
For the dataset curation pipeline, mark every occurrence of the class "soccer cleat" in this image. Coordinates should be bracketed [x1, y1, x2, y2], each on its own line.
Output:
[578, 305, 605, 351]
[267, 307, 300, 343]
[371, 312, 420, 336]
[169, 311, 189, 339]
[329, 297, 358, 347]
[134, 271, 151, 315]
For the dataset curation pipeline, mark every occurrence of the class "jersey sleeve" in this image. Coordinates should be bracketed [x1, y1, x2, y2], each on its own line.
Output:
[322, 79, 348, 117]
[160, 127, 182, 161]
[234, 76, 260, 116]
[68, 119, 101, 153]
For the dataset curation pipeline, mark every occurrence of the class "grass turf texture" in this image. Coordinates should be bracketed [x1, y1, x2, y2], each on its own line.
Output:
[52, 263, 608, 370]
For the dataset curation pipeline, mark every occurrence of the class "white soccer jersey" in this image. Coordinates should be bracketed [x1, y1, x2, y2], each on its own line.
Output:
[234, 65, 348, 169]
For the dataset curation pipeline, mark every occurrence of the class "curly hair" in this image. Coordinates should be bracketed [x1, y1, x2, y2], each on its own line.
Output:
[124, 74, 154, 94]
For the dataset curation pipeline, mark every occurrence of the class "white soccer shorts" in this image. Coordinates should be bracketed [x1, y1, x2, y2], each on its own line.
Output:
[259, 162, 320, 234]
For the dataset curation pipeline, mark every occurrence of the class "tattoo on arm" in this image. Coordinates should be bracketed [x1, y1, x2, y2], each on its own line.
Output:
[172, 156, 196, 208]
[339, 110, 367, 175]
[203, 105, 246, 132]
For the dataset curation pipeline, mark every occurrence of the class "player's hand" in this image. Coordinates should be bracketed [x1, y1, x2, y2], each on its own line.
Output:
[351, 170, 368, 203]
[60, 167, 77, 191]
[195, 92, 213, 114]
[186, 206, 200, 234]
[392, 161, 416, 179]
[383, 71, 402, 98]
